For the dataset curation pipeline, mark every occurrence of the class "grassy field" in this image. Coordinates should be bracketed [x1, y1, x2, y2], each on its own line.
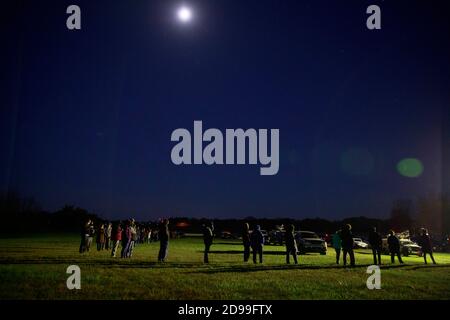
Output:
[0, 234, 449, 300]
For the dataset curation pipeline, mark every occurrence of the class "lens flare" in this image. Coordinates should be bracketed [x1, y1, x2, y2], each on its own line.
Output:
[177, 6, 192, 22]
[397, 158, 423, 178]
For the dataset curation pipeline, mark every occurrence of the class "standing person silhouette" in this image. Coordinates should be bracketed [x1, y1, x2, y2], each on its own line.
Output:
[96, 224, 105, 251]
[285, 224, 298, 264]
[250, 225, 264, 264]
[368, 227, 382, 265]
[331, 230, 342, 264]
[419, 228, 436, 264]
[105, 222, 112, 250]
[387, 230, 403, 264]
[127, 219, 137, 258]
[340, 224, 355, 267]
[111, 221, 122, 258]
[121, 220, 131, 258]
[79, 219, 91, 253]
[158, 219, 170, 262]
[202, 221, 214, 263]
[242, 223, 251, 262]
[86, 220, 95, 252]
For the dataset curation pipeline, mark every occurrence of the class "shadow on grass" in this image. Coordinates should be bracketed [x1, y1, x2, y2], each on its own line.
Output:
[0, 257, 207, 269]
[188, 264, 381, 274]
[188, 262, 450, 274]
[204, 250, 328, 256]
[213, 242, 242, 246]
[1, 256, 448, 274]
[206, 250, 285, 256]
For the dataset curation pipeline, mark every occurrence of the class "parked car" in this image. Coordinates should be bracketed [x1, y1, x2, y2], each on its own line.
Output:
[220, 231, 236, 239]
[399, 239, 422, 256]
[382, 238, 422, 256]
[268, 230, 284, 245]
[353, 238, 369, 249]
[295, 231, 327, 255]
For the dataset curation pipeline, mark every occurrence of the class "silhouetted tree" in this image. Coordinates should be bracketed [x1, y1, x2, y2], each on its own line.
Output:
[417, 194, 446, 238]
[390, 199, 413, 232]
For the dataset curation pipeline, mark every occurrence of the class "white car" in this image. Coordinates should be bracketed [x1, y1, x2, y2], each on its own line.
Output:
[381, 238, 422, 256]
[399, 239, 422, 256]
[353, 238, 369, 249]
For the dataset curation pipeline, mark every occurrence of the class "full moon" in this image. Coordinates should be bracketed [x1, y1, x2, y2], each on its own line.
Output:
[177, 6, 192, 23]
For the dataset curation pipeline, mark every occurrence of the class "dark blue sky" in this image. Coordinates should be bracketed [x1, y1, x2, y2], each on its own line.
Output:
[1, 0, 449, 220]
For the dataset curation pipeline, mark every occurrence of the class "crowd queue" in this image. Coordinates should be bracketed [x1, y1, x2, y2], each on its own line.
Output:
[80, 219, 438, 266]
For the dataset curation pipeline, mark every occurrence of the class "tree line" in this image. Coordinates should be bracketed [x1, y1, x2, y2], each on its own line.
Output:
[1, 190, 449, 237]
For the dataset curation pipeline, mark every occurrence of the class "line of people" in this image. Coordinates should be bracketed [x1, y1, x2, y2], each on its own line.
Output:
[331, 225, 437, 266]
[80, 218, 158, 257]
[111, 219, 164, 258]
[244, 223, 297, 264]
[81, 219, 438, 266]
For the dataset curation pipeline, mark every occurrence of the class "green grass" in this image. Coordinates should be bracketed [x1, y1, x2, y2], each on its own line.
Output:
[0, 234, 449, 299]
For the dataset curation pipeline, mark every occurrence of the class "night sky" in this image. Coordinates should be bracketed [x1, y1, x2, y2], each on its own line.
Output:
[1, 0, 449, 220]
